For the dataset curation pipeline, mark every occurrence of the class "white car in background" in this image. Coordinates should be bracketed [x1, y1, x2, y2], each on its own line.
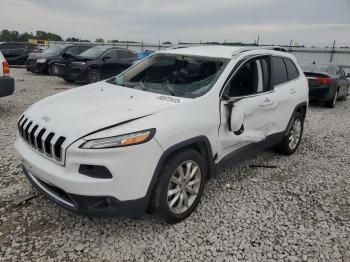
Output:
[15, 46, 308, 223]
[0, 51, 14, 98]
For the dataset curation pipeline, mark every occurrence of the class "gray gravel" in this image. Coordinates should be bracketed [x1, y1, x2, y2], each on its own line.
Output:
[1, 68, 350, 262]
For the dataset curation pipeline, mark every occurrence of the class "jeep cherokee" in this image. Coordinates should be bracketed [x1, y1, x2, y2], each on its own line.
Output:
[15, 46, 308, 223]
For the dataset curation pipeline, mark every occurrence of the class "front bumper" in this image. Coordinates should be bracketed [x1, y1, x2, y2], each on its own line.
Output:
[58, 64, 86, 82]
[0, 76, 14, 97]
[26, 59, 48, 73]
[15, 135, 163, 217]
[23, 166, 146, 217]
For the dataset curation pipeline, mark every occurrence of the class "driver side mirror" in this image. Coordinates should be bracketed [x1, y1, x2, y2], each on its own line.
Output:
[228, 102, 245, 134]
[346, 73, 350, 78]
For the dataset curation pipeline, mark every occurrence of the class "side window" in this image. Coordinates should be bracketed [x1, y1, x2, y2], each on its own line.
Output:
[77, 46, 89, 54]
[335, 66, 342, 76]
[227, 57, 270, 97]
[118, 50, 135, 58]
[284, 58, 299, 81]
[271, 56, 288, 87]
[339, 66, 346, 77]
[66, 47, 78, 55]
[103, 49, 118, 59]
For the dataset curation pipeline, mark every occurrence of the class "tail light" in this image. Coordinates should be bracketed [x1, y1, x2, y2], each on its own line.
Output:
[2, 61, 10, 76]
[317, 77, 334, 85]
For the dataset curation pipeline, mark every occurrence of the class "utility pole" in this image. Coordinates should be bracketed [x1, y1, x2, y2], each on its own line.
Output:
[256, 35, 260, 46]
[330, 40, 336, 62]
[289, 40, 292, 52]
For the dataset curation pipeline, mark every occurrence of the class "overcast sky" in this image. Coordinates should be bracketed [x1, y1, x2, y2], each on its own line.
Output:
[0, 0, 349, 46]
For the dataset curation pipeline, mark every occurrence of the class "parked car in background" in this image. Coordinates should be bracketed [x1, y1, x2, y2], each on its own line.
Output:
[0, 42, 39, 65]
[16, 46, 308, 223]
[0, 51, 14, 98]
[57, 46, 138, 84]
[301, 63, 349, 108]
[26, 44, 92, 75]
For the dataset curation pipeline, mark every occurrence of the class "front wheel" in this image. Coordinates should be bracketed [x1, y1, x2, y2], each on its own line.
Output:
[276, 113, 304, 155]
[151, 149, 207, 224]
[86, 69, 102, 84]
[48, 63, 59, 76]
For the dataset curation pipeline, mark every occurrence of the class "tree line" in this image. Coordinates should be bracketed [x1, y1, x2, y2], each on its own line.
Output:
[0, 30, 63, 42]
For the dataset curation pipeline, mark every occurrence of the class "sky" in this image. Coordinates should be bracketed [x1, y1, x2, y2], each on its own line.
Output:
[0, 0, 349, 47]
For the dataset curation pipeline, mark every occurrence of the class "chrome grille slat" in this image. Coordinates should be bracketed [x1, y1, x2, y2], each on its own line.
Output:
[17, 115, 67, 165]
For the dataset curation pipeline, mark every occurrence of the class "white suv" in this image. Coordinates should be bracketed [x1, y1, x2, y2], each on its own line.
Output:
[0, 51, 14, 98]
[15, 46, 308, 223]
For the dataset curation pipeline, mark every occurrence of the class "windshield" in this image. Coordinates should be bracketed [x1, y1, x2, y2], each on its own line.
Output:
[301, 64, 336, 75]
[42, 46, 64, 55]
[110, 54, 228, 98]
[79, 47, 108, 59]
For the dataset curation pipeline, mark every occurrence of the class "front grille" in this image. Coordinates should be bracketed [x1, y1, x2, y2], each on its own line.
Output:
[18, 115, 67, 165]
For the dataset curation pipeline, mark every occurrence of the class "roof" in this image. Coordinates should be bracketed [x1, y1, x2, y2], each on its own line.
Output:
[159, 45, 287, 59]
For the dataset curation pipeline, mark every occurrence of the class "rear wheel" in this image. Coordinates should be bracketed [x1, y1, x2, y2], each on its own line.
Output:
[276, 112, 304, 155]
[86, 69, 102, 84]
[48, 63, 59, 76]
[151, 149, 207, 224]
[325, 90, 338, 108]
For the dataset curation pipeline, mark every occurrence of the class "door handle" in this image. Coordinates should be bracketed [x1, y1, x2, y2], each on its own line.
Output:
[290, 88, 296, 94]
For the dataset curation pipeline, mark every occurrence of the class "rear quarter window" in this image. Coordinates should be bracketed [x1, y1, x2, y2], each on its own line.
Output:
[284, 58, 300, 81]
[271, 56, 288, 86]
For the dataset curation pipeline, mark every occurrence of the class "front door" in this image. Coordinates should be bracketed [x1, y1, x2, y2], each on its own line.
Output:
[218, 55, 278, 161]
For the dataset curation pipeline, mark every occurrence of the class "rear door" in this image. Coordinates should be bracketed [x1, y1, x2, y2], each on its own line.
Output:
[218, 55, 278, 160]
[269, 56, 300, 134]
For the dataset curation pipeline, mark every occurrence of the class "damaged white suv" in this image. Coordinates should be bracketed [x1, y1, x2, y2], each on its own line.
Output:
[15, 46, 308, 223]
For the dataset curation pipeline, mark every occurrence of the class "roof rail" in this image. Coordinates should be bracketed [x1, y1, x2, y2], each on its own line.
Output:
[233, 46, 287, 56]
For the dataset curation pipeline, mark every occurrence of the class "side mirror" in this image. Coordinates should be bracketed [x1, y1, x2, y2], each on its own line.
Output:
[62, 52, 68, 58]
[346, 73, 350, 78]
[228, 103, 245, 134]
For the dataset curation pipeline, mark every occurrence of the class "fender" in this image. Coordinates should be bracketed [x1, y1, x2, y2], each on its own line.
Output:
[144, 136, 216, 206]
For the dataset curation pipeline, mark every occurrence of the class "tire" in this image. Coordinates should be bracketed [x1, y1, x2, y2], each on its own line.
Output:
[48, 63, 59, 76]
[325, 90, 338, 108]
[86, 69, 102, 84]
[276, 112, 304, 155]
[151, 149, 207, 224]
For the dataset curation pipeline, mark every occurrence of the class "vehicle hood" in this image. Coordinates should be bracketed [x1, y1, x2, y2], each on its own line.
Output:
[23, 81, 188, 143]
[28, 52, 59, 60]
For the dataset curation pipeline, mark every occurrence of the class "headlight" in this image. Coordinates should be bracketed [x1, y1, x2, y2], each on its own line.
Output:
[72, 61, 86, 66]
[37, 58, 47, 63]
[80, 129, 156, 149]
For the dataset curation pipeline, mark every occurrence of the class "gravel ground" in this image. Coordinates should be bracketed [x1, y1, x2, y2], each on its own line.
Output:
[0, 68, 349, 262]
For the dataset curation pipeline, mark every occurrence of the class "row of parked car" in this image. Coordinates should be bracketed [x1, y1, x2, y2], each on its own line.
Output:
[0, 42, 153, 84]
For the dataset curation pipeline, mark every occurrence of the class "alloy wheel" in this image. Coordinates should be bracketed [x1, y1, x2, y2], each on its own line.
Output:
[167, 160, 202, 214]
[88, 71, 101, 83]
[288, 118, 302, 150]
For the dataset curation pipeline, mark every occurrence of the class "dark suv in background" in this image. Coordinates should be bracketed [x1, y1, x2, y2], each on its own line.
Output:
[57, 46, 138, 83]
[26, 44, 92, 75]
[0, 42, 39, 65]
